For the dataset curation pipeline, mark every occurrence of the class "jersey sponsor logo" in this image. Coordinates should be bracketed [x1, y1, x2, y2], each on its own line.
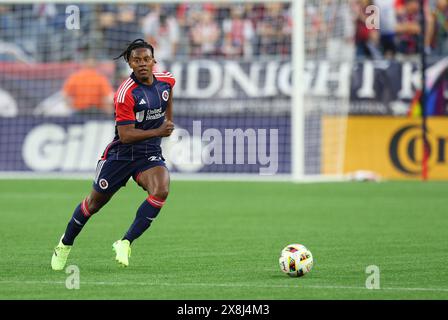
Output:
[136, 110, 145, 123]
[145, 107, 165, 120]
[162, 90, 169, 102]
[99, 178, 109, 190]
[139, 98, 147, 105]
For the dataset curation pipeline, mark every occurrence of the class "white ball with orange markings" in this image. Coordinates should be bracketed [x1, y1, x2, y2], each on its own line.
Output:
[279, 244, 313, 277]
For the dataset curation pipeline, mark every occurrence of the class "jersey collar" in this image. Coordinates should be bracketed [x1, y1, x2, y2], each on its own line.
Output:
[131, 72, 157, 87]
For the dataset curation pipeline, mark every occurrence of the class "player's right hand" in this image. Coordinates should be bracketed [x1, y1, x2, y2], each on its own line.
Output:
[158, 120, 174, 137]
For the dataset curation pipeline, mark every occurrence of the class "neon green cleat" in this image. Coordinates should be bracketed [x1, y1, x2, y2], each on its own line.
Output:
[51, 236, 72, 271]
[113, 240, 131, 267]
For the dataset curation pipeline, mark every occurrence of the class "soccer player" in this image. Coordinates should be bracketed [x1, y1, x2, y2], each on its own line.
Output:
[51, 39, 175, 270]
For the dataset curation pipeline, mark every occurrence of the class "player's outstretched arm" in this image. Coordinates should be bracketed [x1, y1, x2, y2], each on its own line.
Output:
[117, 121, 174, 144]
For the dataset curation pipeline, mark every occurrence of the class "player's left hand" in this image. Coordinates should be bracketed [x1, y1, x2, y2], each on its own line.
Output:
[158, 120, 175, 137]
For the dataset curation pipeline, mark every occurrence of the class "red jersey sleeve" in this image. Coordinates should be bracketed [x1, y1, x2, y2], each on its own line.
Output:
[114, 79, 137, 125]
[154, 71, 176, 88]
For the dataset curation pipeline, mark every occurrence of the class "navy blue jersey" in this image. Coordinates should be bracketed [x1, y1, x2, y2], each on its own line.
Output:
[101, 71, 175, 161]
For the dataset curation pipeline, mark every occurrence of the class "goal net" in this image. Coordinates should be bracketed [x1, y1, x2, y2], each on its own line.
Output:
[0, 0, 354, 181]
[302, 0, 354, 179]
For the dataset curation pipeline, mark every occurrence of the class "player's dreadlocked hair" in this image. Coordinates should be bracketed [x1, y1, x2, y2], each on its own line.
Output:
[114, 39, 156, 63]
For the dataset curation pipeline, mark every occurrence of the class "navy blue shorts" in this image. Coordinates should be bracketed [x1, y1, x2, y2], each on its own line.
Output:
[92, 155, 166, 194]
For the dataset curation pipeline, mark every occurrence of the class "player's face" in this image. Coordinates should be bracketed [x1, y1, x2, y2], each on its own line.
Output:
[129, 48, 156, 82]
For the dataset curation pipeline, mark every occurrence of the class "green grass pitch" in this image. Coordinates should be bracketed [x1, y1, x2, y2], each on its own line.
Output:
[0, 179, 447, 299]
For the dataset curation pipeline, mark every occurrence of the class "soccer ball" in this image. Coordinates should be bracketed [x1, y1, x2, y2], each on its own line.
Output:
[279, 244, 313, 277]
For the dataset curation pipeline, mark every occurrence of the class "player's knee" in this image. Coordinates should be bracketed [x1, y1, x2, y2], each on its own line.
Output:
[151, 187, 169, 201]
[85, 197, 104, 214]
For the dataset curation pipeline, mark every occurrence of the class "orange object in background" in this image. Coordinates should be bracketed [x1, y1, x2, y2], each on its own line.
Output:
[63, 68, 113, 111]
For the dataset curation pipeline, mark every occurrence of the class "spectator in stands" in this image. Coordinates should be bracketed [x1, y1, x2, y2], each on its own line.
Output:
[141, 4, 180, 61]
[281, 4, 293, 56]
[429, 0, 448, 56]
[0, 5, 20, 43]
[62, 57, 114, 115]
[244, 3, 265, 37]
[255, 3, 287, 56]
[395, 0, 428, 56]
[31, 3, 63, 62]
[354, 0, 383, 59]
[189, 10, 221, 57]
[175, 3, 205, 57]
[98, 4, 144, 58]
[221, 5, 255, 58]
[1, 2, 299, 62]
[308, 0, 352, 60]
[304, 2, 325, 57]
[374, 0, 398, 58]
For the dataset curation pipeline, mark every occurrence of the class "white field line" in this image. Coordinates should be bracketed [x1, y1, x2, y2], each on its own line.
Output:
[0, 172, 349, 183]
[0, 280, 448, 293]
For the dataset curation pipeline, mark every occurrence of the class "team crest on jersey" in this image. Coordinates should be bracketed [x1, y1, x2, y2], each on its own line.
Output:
[162, 90, 169, 102]
[99, 179, 109, 190]
[136, 111, 145, 123]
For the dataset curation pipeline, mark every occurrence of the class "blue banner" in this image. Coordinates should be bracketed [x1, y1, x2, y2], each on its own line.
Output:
[0, 115, 291, 175]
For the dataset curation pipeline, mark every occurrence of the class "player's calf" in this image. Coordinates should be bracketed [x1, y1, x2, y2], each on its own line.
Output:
[51, 192, 112, 270]
[122, 194, 167, 244]
[113, 194, 166, 267]
[60, 190, 113, 246]
[61, 197, 93, 246]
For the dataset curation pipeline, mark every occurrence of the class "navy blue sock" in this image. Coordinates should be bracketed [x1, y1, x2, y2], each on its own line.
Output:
[123, 195, 165, 244]
[62, 199, 91, 245]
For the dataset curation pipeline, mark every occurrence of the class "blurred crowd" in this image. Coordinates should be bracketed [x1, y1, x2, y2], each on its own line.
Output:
[353, 0, 448, 59]
[1, 1, 447, 62]
[0, 2, 292, 62]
